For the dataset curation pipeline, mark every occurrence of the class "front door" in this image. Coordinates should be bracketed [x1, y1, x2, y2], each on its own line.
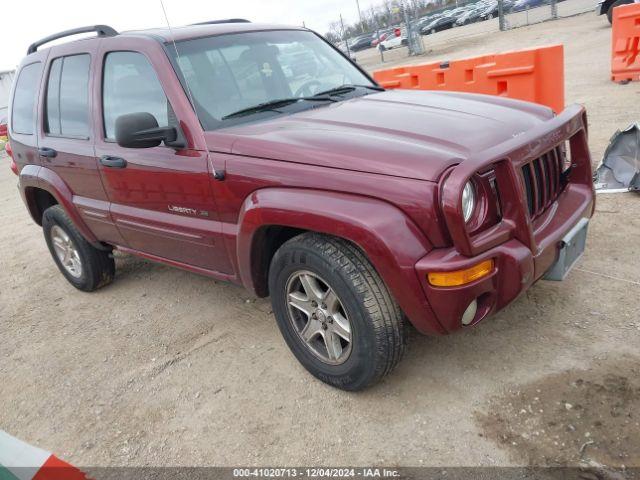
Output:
[94, 48, 232, 275]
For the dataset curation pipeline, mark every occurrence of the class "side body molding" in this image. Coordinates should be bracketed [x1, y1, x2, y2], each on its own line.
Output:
[234, 188, 446, 335]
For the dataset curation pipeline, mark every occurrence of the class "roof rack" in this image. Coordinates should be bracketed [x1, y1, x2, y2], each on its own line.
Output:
[27, 25, 118, 55]
[191, 19, 251, 26]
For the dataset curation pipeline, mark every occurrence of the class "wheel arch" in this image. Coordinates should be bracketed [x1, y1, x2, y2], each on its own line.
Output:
[19, 165, 98, 243]
[235, 188, 446, 335]
[22, 186, 58, 226]
[248, 224, 308, 297]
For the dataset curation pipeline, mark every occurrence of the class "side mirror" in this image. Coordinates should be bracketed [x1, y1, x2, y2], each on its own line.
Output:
[115, 112, 181, 149]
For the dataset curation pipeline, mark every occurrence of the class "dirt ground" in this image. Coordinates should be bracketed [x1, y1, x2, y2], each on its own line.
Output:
[477, 356, 640, 469]
[1, 11, 639, 471]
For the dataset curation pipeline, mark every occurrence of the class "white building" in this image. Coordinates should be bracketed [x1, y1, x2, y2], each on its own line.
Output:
[0, 70, 16, 121]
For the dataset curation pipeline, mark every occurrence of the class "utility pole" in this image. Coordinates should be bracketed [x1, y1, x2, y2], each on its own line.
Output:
[340, 14, 351, 58]
[498, 0, 506, 30]
[355, 0, 364, 31]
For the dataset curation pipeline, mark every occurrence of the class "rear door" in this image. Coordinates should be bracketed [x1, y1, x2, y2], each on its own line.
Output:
[93, 40, 233, 275]
[36, 42, 125, 246]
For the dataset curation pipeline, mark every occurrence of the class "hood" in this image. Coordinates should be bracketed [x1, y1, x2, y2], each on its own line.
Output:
[206, 89, 554, 182]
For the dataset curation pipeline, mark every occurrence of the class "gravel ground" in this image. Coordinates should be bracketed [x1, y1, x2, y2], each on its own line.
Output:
[1, 11, 639, 469]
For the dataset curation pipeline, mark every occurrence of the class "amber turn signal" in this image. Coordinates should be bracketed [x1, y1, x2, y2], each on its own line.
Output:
[428, 259, 495, 287]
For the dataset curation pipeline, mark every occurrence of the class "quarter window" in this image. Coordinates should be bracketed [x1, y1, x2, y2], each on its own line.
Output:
[102, 51, 171, 140]
[12, 62, 42, 135]
[45, 54, 91, 138]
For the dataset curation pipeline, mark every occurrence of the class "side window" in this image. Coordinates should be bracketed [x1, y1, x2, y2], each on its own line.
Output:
[102, 51, 170, 140]
[12, 62, 42, 135]
[45, 54, 91, 138]
[44, 54, 91, 138]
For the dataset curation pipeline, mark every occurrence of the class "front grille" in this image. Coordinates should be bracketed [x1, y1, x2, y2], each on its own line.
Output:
[521, 145, 565, 218]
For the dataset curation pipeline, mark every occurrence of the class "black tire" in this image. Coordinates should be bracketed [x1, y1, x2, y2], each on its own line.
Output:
[379, 44, 386, 51]
[607, 0, 633, 23]
[42, 205, 115, 292]
[268, 233, 406, 391]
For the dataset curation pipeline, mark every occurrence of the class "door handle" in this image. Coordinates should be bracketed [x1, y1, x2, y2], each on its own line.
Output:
[38, 147, 57, 158]
[100, 155, 127, 168]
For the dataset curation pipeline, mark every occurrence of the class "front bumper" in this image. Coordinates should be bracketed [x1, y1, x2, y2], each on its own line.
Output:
[413, 104, 595, 334]
[415, 184, 593, 333]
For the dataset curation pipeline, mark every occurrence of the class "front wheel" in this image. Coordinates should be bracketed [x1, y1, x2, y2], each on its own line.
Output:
[42, 205, 115, 292]
[268, 233, 406, 391]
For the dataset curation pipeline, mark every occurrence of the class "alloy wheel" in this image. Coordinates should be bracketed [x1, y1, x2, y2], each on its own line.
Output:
[50, 225, 83, 278]
[285, 270, 353, 365]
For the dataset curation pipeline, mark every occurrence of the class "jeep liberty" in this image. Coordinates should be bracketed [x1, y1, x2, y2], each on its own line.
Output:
[7, 20, 595, 390]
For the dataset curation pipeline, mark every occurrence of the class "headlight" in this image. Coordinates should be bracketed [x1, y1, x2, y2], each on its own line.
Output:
[462, 181, 476, 223]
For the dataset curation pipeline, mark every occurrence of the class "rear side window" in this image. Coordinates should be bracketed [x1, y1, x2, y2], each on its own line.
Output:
[45, 54, 91, 138]
[102, 51, 170, 140]
[12, 62, 42, 135]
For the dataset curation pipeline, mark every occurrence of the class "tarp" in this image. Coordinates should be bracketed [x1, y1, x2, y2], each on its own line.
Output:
[593, 123, 640, 193]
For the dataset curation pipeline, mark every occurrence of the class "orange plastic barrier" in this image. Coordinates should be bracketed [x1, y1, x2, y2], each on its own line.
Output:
[373, 44, 564, 113]
[611, 3, 640, 83]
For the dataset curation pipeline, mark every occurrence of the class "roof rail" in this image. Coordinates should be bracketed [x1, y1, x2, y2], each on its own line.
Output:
[27, 25, 118, 55]
[191, 19, 251, 26]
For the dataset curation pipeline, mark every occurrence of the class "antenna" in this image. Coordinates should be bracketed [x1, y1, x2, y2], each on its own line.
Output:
[159, 0, 197, 114]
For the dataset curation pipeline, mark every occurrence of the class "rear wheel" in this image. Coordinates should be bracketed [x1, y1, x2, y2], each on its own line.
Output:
[42, 205, 115, 292]
[607, 0, 633, 23]
[268, 233, 406, 391]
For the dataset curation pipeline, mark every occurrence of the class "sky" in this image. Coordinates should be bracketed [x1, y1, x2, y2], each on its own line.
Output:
[0, 0, 381, 71]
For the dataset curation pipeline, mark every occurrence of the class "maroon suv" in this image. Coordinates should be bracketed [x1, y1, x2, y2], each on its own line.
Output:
[8, 21, 595, 390]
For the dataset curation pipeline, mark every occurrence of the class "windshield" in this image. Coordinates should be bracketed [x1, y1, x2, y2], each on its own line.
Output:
[167, 30, 376, 130]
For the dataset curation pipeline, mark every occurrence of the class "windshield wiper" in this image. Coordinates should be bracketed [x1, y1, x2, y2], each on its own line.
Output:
[313, 84, 385, 97]
[221, 96, 336, 120]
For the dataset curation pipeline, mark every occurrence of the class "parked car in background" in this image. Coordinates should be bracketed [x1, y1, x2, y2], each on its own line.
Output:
[455, 5, 487, 25]
[421, 14, 457, 34]
[479, 1, 500, 19]
[348, 34, 373, 51]
[511, 0, 547, 12]
[596, 0, 636, 22]
[371, 30, 392, 47]
[377, 27, 406, 50]
[414, 14, 439, 31]
[438, 7, 469, 27]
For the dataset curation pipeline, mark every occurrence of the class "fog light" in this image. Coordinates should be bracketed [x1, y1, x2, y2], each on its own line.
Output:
[461, 299, 478, 326]
[427, 259, 494, 287]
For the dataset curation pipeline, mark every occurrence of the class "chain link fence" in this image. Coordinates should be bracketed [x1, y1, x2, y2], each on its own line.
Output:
[499, 0, 595, 30]
[331, 0, 595, 63]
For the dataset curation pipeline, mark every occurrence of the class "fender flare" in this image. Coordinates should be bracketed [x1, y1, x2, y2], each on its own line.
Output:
[19, 164, 98, 244]
[235, 188, 446, 335]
